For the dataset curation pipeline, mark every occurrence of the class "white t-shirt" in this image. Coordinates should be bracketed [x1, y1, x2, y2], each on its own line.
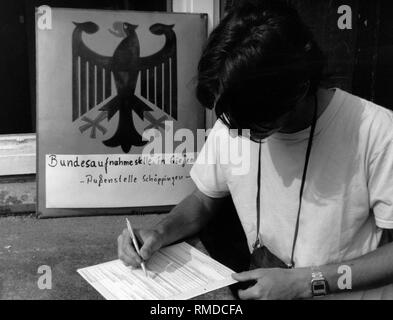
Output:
[190, 88, 393, 299]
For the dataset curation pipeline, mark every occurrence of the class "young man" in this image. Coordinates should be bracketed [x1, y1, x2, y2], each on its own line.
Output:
[117, 1, 393, 299]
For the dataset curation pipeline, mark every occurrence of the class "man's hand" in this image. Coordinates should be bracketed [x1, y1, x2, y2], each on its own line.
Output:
[117, 228, 163, 269]
[116, 190, 224, 271]
[232, 268, 311, 300]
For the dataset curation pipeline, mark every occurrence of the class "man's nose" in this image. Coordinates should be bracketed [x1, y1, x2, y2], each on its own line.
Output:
[254, 128, 280, 137]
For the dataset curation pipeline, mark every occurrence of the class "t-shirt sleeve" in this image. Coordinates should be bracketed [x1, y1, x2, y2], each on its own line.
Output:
[190, 120, 230, 198]
[369, 139, 393, 229]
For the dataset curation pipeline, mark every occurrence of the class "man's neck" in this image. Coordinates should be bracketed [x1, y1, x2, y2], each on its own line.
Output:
[279, 88, 334, 134]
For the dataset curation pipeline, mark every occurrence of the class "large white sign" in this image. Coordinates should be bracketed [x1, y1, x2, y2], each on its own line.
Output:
[36, 9, 206, 216]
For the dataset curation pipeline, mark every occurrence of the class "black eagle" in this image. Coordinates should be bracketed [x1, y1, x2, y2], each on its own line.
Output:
[72, 21, 177, 153]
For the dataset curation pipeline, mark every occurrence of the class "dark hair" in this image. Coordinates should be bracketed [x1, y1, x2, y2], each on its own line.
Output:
[196, 0, 326, 127]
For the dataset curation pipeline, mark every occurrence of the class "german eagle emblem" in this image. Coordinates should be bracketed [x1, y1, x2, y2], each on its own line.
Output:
[72, 21, 177, 153]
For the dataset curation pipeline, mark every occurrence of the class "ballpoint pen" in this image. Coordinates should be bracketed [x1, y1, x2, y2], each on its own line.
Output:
[126, 218, 148, 277]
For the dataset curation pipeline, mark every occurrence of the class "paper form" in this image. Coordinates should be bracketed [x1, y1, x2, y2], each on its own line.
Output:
[77, 242, 237, 300]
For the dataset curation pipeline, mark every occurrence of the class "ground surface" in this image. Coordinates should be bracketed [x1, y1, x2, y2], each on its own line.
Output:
[0, 214, 234, 300]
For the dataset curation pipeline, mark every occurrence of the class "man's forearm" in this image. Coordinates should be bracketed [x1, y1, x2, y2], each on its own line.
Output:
[297, 241, 393, 298]
[322, 241, 393, 294]
[154, 190, 220, 247]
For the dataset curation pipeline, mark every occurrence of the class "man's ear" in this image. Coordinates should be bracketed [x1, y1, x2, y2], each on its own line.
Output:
[300, 81, 311, 100]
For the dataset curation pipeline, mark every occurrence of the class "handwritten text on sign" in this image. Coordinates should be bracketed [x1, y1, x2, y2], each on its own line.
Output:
[45, 154, 196, 208]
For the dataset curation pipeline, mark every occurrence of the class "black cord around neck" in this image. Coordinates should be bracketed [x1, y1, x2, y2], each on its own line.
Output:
[254, 95, 319, 268]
